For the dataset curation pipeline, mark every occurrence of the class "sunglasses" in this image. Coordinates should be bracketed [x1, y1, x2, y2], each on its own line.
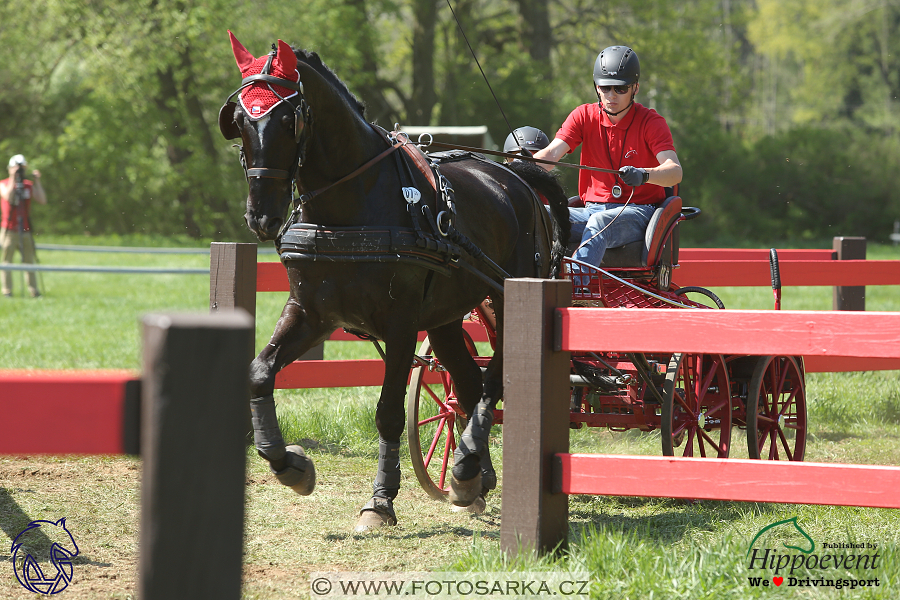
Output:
[598, 85, 631, 95]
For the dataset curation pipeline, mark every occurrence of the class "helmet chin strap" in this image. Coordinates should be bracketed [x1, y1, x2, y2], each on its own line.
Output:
[596, 87, 636, 117]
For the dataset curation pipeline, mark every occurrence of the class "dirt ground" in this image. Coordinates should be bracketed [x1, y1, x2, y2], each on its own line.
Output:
[0, 452, 501, 599]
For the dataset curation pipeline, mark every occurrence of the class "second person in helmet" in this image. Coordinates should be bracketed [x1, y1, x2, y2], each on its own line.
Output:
[503, 126, 551, 159]
[533, 45, 682, 268]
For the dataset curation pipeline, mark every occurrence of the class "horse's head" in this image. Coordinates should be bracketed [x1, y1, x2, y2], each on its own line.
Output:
[220, 32, 312, 241]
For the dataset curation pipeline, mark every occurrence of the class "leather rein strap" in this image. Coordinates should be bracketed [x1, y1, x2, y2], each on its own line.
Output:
[295, 141, 402, 205]
[420, 140, 621, 176]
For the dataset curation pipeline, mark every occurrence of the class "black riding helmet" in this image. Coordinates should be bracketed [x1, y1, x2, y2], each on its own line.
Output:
[503, 126, 551, 155]
[593, 46, 640, 87]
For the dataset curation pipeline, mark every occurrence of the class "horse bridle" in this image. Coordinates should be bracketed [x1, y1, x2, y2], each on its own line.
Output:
[218, 46, 313, 184]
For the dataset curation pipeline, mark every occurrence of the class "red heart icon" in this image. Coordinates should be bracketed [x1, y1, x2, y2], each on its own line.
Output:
[773, 577, 783, 586]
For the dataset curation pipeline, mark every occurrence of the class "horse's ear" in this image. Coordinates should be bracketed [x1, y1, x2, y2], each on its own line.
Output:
[276, 39, 298, 79]
[229, 30, 256, 73]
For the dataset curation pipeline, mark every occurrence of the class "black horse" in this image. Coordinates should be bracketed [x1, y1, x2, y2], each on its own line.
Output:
[220, 33, 569, 530]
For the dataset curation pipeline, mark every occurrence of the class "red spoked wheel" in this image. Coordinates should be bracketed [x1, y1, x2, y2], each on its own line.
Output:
[747, 356, 807, 461]
[661, 353, 732, 458]
[406, 335, 474, 500]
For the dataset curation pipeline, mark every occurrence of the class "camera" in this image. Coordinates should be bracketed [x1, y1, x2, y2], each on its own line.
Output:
[11, 165, 27, 207]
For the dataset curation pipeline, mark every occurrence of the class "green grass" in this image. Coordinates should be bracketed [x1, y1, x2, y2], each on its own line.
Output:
[1, 235, 899, 599]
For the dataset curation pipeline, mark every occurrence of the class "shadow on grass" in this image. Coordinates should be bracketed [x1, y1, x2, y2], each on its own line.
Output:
[0, 488, 112, 569]
[567, 497, 781, 546]
[809, 431, 863, 443]
[326, 524, 500, 542]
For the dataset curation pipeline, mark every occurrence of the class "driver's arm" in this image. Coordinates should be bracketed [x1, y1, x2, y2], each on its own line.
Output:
[645, 150, 682, 188]
[533, 138, 571, 172]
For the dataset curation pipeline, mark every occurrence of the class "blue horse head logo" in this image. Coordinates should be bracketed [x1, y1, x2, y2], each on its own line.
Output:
[11, 518, 80, 595]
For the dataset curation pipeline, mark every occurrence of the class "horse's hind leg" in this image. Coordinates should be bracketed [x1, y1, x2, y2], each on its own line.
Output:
[449, 302, 505, 507]
[426, 320, 494, 512]
[355, 324, 419, 532]
[249, 298, 327, 495]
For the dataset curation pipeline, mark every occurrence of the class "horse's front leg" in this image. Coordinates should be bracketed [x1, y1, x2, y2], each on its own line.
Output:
[449, 301, 505, 508]
[250, 298, 329, 496]
[355, 324, 419, 532]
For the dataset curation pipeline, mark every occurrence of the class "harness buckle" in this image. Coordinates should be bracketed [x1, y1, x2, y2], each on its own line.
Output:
[416, 133, 433, 148]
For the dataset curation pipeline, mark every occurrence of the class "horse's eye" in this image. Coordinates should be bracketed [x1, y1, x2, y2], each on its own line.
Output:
[281, 114, 294, 133]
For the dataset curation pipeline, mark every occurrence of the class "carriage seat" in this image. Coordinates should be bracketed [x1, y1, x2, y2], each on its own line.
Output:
[566, 195, 682, 269]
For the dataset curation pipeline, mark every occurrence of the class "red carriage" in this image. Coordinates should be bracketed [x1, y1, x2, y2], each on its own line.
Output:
[406, 195, 808, 500]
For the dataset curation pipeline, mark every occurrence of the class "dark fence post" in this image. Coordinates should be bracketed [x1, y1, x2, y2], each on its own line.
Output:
[140, 312, 253, 600]
[210, 242, 258, 317]
[833, 236, 866, 311]
[500, 278, 572, 556]
[210, 242, 323, 360]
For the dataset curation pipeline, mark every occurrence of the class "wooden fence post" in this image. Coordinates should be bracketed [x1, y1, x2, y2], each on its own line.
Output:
[500, 278, 572, 556]
[140, 312, 254, 600]
[210, 242, 324, 360]
[210, 242, 258, 316]
[833, 236, 866, 311]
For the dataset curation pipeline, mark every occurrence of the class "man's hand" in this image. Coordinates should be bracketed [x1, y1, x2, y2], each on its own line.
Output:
[31, 169, 41, 180]
[619, 165, 649, 187]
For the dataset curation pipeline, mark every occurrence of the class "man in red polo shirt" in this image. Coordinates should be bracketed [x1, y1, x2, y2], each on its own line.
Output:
[533, 46, 682, 268]
[1, 155, 47, 297]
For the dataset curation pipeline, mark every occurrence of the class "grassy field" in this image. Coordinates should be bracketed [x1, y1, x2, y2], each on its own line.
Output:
[0, 235, 898, 599]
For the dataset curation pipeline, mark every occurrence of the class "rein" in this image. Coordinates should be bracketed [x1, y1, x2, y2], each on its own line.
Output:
[416, 139, 621, 176]
[276, 138, 404, 240]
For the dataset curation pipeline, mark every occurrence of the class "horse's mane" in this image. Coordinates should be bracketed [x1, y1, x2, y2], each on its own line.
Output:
[293, 48, 366, 118]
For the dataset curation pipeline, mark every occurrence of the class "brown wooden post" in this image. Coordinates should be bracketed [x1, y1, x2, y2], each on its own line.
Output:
[210, 242, 258, 316]
[833, 236, 866, 311]
[500, 278, 572, 556]
[140, 312, 253, 600]
[210, 242, 324, 360]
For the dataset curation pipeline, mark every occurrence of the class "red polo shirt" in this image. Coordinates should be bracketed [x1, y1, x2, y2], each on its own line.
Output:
[1, 179, 34, 231]
[556, 102, 675, 205]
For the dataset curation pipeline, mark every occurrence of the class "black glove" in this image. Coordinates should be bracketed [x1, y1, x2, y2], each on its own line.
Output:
[619, 166, 649, 187]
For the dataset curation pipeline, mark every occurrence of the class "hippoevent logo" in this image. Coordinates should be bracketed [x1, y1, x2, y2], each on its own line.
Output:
[11, 518, 79, 595]
[746, 517, 880, 590]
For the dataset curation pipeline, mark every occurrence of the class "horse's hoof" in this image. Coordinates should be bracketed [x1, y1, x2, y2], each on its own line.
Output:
[354, 497, 397, 532]
[449, 471, 482, 507]
[450, 495, 486, 515]
[271, 445, 316, 495]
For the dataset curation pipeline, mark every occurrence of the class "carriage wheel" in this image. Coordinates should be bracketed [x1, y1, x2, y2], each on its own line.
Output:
[661, 353, 732, 458]
[406, 334, 475, 500]
[746, 356, 807, 461]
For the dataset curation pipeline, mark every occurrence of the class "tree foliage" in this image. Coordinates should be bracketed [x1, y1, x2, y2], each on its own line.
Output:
[0, 0, 896, 243]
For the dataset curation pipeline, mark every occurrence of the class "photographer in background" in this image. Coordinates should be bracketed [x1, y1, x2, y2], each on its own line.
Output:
[1, 155, 47, 298]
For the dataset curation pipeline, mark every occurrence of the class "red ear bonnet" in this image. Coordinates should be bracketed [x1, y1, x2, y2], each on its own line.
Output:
[228, 31, 301, 120]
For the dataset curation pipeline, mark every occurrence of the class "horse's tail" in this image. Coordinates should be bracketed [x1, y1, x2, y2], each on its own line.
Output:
[507, 160, 571, 278]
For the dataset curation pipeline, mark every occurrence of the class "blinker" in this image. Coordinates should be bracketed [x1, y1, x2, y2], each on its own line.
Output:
[219, 101, 240, 140]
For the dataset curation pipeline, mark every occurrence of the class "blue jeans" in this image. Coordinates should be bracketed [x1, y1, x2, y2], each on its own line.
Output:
[570, 202, 657, 266]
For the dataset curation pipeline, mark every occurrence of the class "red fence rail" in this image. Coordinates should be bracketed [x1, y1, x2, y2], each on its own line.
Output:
[499, 278, 900, 557]
[212, 238, 900, 391]
[0, 370, 139, 455]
